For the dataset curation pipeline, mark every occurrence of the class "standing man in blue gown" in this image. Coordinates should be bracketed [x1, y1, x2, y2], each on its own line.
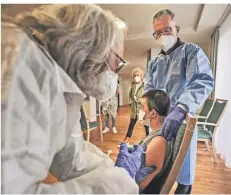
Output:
[145, 8, 214, 194]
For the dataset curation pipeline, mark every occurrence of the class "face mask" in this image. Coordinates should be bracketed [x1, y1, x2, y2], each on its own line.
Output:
[143, 110, 156, 127]
[156, 35, 177, 52]
[89, 69, 118, 101]
[138, 110, 146, 121]
[138, 110, 152, 126]
[135, 76, 141, 83]
[143, 118, 151, 126]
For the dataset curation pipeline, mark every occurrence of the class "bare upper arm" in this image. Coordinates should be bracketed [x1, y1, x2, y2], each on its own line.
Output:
[138, 136, 167, 191]
[145, 136, 167, 170]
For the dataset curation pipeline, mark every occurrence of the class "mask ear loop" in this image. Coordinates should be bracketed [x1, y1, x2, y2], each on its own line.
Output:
[149, 109, 158, 120]
[104, 60, 114, 74]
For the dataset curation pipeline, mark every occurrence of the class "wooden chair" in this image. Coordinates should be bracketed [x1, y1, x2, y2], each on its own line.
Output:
[80, 106, 103, 142]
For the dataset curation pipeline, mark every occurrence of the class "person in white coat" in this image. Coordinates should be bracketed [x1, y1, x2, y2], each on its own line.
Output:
[1, 4, 143, 194]
[102, 83, 119, 134]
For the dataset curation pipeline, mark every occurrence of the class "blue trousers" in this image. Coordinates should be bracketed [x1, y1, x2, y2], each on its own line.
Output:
[105, 113, 116, 128]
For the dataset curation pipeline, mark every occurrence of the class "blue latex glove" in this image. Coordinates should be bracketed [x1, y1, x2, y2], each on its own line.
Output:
[161, 106, 187, 141]
[135, 165, 155, 184]
[115, 142, 143, 178]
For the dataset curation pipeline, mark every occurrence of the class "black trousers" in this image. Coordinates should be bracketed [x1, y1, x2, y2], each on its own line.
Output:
[125, 116, 149, 138]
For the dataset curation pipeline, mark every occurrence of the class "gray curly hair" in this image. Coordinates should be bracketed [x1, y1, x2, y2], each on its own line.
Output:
[13, 4, 125, 95]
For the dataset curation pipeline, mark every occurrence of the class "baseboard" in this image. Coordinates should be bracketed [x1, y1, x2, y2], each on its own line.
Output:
[119, 104, 130, 107]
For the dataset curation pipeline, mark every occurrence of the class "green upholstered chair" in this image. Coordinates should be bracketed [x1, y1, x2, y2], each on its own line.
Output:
[197, 98, 216, 123]
[197, 98, 228, 163]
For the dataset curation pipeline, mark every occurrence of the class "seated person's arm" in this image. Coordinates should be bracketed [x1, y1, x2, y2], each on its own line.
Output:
[139, 136, 167, 191]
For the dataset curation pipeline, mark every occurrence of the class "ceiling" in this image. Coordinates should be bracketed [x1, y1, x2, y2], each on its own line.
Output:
[2, 4, 229, 75]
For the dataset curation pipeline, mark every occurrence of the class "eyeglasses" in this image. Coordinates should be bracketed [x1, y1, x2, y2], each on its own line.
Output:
[152, 26, 176, 39]
[111, 50, 127, 73]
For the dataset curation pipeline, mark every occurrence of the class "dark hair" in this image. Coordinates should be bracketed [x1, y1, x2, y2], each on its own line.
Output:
[142, 89, 170, 116]
[153, 8, 175, 21]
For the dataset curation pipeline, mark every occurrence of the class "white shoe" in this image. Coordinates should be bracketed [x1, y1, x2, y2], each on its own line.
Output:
[102, 127, 109, 134]
[112, 127, 117, 134]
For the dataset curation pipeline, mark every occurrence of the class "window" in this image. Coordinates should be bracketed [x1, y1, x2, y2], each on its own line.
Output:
[215, 12, 231, 168]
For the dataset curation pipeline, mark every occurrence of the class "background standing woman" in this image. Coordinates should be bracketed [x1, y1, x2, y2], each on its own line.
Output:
[123, 68, 149, 144]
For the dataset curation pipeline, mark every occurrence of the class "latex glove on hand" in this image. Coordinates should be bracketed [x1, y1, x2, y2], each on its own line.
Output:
[135, 165, 155, 184]
[161, 106, 187, 141]
[115, 142, 143, 178]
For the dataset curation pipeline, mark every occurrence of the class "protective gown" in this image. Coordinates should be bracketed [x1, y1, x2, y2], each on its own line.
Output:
[145, 38, 214, 185]
[1, 23, 138, 194]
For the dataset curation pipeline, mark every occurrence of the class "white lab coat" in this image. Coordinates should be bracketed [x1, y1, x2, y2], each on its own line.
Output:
[1, 23, 138, 194]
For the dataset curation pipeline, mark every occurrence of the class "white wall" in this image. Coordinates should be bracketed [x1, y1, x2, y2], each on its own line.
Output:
[150, 48, 160, 59]
[214, 12, 231, 168]
[198, 42, 211, 59]
[83, 100, 90, 116]
[119, 76, 123, 105]
[89, 97, 96, 121]
[120, 76, 133, 105]
[83, 97, 97, 121]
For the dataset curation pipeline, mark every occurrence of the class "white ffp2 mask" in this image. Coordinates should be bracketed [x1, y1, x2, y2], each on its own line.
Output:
[94, 70, 118, 101]
[138, 110, 151, 126]
[135, 76, 141, 83]
[138, 110, 145, 121]
[156, 35, 177, 52]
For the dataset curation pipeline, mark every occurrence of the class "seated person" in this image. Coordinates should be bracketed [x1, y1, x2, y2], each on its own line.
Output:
[134, 89, 174, 192]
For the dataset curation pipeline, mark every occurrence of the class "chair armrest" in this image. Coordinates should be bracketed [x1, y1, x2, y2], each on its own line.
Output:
[197, 122, 218, 127]
[86, 114, 101, 120]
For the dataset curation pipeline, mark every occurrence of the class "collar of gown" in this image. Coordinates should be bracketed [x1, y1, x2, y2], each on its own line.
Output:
[55, 63, 85, 96]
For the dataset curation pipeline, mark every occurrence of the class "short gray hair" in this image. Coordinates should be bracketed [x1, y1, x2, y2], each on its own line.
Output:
[153, 8, 175, 21]
[13, 4, 125, 95]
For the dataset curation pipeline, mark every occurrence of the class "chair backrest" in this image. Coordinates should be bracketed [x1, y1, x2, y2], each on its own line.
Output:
[198, 98, 216, 122]
[80, 106, 88, 131]
[205, 98, 228, 133]
[160, 114, 196, 194]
